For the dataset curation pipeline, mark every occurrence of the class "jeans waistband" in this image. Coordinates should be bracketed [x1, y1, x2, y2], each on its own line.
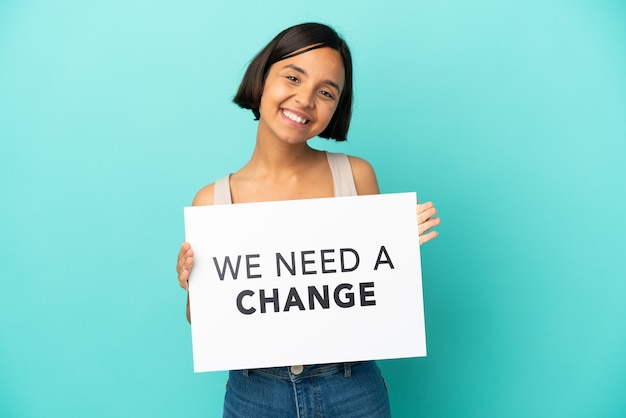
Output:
[241, 362, 364, 380]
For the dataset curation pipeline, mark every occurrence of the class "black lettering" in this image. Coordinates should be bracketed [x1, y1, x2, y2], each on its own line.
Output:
[213, 255, 242, 280]
[374, 245, 394, 270]
[320, 249, 336, 273]
[276, 252, 296, 276]
[259, 288, 280, 313]
[283, 287, 306, 311]
[236, 290, 256, 314]
[359, 282, 376, 306]
[308, 285, 330, 309]
[246, 254, 262, 279]
[301, 250, 317, 275]
[334, 283, 355, 308]
[340, 248, 360, 272]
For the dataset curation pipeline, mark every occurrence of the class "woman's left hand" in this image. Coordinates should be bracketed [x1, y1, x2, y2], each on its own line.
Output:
[417, 201, 440, 245]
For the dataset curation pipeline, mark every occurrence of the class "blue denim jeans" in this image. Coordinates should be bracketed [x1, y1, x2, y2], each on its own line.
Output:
[223, 361, 391, 418]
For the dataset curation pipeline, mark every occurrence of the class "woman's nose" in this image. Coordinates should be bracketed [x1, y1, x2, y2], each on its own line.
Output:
[295, 87, 315, 108]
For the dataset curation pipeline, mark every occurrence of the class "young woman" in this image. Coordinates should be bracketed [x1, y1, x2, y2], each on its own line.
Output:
[176, 22, 440, 418]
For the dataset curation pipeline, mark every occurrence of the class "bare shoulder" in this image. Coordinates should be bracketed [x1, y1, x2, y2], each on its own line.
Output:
[192, 183, 215, 206]
[347, 155, 380, 195]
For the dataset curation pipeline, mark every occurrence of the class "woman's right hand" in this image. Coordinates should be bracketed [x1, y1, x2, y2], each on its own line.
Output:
[176, 242, 194, 291]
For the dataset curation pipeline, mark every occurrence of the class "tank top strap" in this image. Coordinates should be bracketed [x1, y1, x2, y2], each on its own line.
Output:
[213, 175, 232, 205]
[326, 152, 358, 197]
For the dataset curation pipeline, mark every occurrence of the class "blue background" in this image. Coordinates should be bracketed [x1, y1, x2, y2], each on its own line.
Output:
[1, 0, 625, 417]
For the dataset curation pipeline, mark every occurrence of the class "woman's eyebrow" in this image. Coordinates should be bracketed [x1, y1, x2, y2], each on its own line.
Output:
[282, 64, 341, 92]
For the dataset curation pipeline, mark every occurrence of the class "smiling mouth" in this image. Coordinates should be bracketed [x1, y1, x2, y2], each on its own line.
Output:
[282, 109, 309, 125]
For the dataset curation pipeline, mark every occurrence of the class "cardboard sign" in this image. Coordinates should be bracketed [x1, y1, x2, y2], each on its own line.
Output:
[184, 192, 426, 372]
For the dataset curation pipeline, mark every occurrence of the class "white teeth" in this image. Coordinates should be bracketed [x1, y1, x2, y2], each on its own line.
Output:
[283, 109, 307, 124]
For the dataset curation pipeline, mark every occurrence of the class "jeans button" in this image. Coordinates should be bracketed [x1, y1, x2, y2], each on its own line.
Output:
[290, 365, 304, 375]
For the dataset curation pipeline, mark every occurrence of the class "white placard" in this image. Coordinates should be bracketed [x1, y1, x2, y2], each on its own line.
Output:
[184, 192, 426, 372]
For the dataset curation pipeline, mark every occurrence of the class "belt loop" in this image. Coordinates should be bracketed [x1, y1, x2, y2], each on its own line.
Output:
[344, 363, 352, 378]
[242, 369, 249, 377]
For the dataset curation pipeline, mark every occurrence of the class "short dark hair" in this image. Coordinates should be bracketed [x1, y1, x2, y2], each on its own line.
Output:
[233, 23, 353, 141]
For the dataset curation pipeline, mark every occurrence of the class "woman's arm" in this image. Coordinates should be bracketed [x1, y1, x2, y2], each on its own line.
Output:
[348, 156, 380, 195]
[348, 155, 440, 245]
[176, 184, 216, 323]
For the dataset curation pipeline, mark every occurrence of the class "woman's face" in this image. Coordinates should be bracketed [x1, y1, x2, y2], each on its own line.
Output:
[257, 46, 345, 145]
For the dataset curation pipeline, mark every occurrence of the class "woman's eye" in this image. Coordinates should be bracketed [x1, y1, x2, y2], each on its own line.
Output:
[320, 90, 334, 100]
[286, 75, 299, 83]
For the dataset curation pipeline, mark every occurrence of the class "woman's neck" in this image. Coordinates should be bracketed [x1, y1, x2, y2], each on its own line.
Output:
[241, 130, 322, 179]
[229, 127, 333, 203]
